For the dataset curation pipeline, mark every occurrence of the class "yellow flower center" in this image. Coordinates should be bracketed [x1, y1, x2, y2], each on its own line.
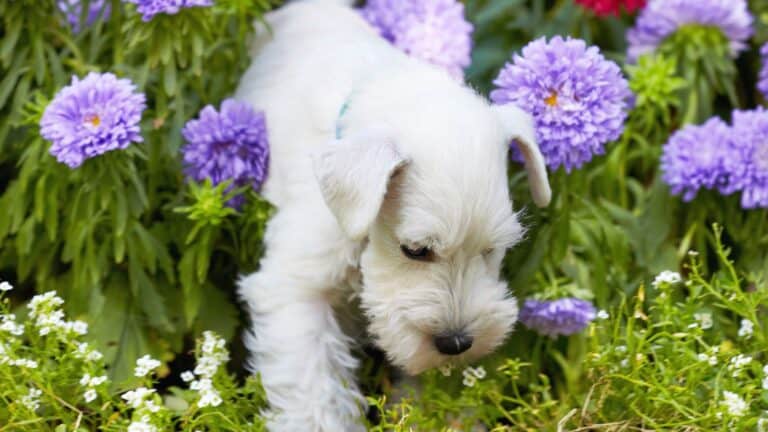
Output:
[545, 92, 558, 107]
[84, 114, 101, 127]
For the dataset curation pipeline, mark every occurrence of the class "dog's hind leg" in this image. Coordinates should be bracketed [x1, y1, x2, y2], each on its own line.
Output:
[238, 203, 366, 432]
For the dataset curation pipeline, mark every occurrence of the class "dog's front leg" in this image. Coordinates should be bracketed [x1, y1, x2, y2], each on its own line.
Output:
[239, 209, 366, 432]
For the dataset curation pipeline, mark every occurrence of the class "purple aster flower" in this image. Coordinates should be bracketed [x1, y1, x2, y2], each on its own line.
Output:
[40, 72, 146, 168]
[626, 0, 753, 63]
[758, 43, 768, 100]
[660, 117, 730, 202]
[181, 99, 269, 205]
[724, 109, 768, 209]
[519, 298, 596, 337]
[126, 0, 213, 22]
[360, 0, 473, 79]
[490, 36, 631, 172]
[58, 0, 110, 33]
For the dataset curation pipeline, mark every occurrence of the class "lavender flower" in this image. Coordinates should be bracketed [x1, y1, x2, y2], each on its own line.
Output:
[360, 0, 473, 79]
[40, 72, 146, 168]
[626, 0, 753, 62]
[58, 0, 110, 33]
[490, 36, 631, 172]
[126, 0, 213, 22]
[660, 117, 730, 202]
[724, 109, 768, 209]
[519, 298, 596, 337]
[181, 99, 269, 203]
[758, 43, 768, 100]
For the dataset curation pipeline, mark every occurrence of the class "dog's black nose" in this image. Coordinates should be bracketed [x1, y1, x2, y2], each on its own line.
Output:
[433, 332, 473, 355]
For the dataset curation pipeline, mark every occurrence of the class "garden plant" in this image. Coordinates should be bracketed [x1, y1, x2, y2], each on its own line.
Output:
[0, 0, 767, 430]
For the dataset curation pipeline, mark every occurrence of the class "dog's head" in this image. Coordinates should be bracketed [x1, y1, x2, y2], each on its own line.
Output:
[312, 82, 550, 374]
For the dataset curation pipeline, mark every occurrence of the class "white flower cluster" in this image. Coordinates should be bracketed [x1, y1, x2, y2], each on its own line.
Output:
[759, 416, 768, 432]
[20, 387, 42, 411]
[79, 373, 107, 403]
[27, 291, 88, 337]
[596, 310, 609, 320]
[4, 357, 39, 368]
[122, 387, 162, 413]
[461, 366, 486, 387]
[696, 346, 718, 366]
[134, 355, 162, 378]
[0, 314, 24, 336]
[185, 331, 229, 408]
[74, 342, 104, 362]
[0, 281, 13, 292]
[763, 364, 768, 391]
[737, 319, 753, 339]
[651, 271, 682, 289]
[728, 354, 753, 378]
[693, 312, 712, 330]
[721, 390, 748, 417]
[127, 415, 158, 432]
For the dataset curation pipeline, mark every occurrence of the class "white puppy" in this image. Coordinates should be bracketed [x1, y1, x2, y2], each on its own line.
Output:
[235, 1, 551, 430]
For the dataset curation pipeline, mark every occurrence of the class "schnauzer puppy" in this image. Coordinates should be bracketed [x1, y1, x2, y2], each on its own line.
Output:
[235, 1, 551, 430]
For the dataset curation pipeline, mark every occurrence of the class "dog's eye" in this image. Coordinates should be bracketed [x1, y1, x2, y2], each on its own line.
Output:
[400, 245, 434, 262]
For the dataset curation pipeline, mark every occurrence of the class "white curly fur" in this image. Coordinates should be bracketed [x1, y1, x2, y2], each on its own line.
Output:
[235, 1, 550, 430]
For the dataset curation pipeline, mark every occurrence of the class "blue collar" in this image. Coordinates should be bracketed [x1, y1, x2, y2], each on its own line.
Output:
[335, 99, 351, 140]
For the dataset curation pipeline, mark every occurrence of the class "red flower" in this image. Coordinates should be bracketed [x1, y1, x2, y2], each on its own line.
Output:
[575, 0, 645, 16]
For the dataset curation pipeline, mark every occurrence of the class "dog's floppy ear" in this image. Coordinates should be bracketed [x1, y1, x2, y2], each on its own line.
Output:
[492, 103, 551, 207]
[312, 128, 408, 240]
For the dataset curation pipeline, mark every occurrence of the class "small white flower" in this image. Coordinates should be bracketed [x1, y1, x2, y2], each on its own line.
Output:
[721, 391, 748, 417]
[144, 400, 161, 413]
[687, 250, 699, 256]
[71, 320, 88, 335]
[83, 389, 97, 403]
[86, 350, 103, 361]
[11, 358, 38, 368]
[0, 281, 12, 291]
[615, 345, 627, 353]
[763, 364, 768, 375]
[181, 370, 195, 382]
[708, 355, 718, 366]
[596, 310, 609, 320]
[651, 271, 682, 289]
[473, 366, 486, 379]
[462, 375, 476, 387]
[758, 417, 768, 432]
[762, 377, 768, 391]
[687, 323, 698, 329]
[0, 318, 24, 336]
[738, 319, 754, 339]
[122, 387, 156, 408]
[620, 359, 629, 368]
[728, 354, 752, 377]
[694, 313, 713, 330]
[127, 416, 157, 432]
[438, 364, 453, 377]
[81, 374, 107, 388]
[697, 353, 708, 362]
[190, 378, 213, 392]
[134, 355, 161, 377]
[20, 388, 42, 411]
[198, 388, 223, 407]
[193, 357, 220, 378]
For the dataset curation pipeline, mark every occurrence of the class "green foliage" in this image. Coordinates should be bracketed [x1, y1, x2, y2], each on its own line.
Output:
[0, 0, 276, 384]
[0, 287, 268, 431]
[369, 228, 768, 431]
[1, 0, 768, 430]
